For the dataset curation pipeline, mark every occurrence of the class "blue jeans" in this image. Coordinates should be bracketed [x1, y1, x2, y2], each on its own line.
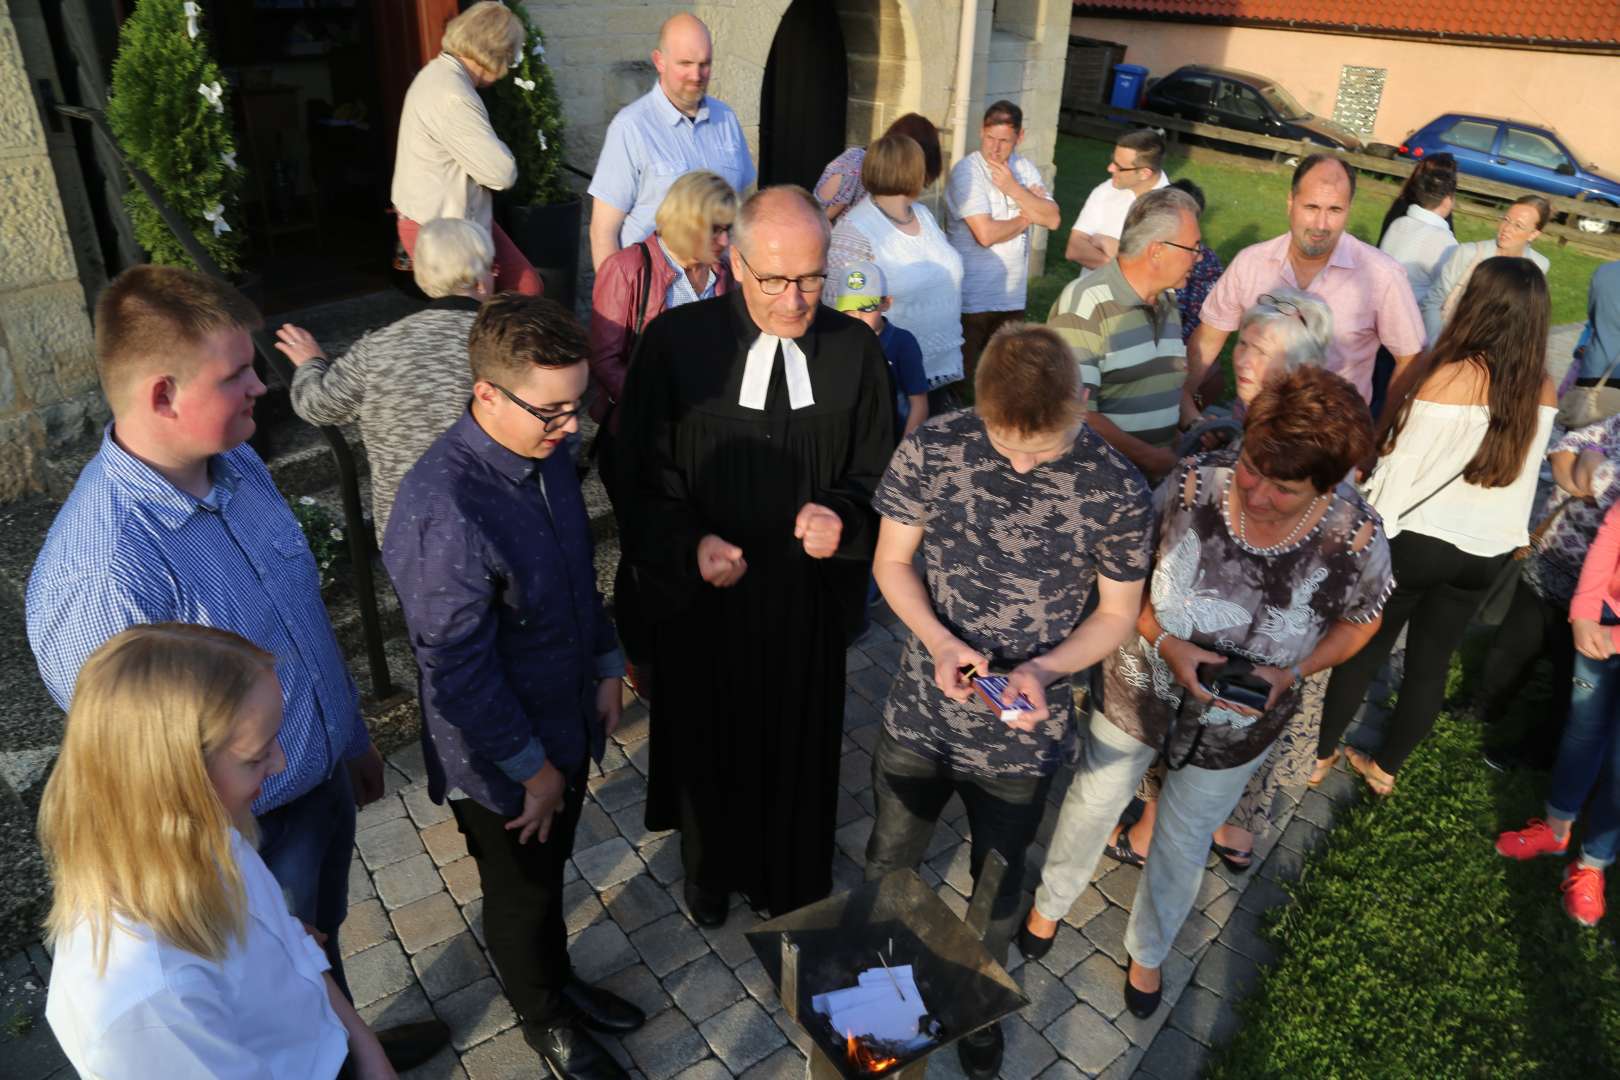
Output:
[1548, 647, 1620, 867]
[257, 765, 358, 996]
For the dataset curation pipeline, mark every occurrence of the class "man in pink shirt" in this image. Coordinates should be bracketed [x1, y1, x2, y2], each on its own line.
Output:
[1182, 155, 1423, 421]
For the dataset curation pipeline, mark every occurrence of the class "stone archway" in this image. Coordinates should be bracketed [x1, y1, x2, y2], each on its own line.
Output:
[834, 0, 923, 150]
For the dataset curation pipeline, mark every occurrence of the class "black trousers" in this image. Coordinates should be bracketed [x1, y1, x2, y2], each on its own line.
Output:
[1319, 531, 1508, 773]
[863, 729, 1052, 966]
[450, 777, 586, 1028]
[1478, 576, 1576, 752]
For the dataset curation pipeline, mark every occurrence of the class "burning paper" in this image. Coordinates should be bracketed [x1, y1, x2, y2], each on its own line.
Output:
[812, 964, 935, 1050]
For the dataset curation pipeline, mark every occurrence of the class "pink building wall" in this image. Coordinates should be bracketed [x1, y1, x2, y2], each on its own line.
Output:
[1071, 16, 1620, 173]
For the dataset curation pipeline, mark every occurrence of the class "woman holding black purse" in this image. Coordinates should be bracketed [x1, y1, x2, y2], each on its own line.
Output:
[1020, 367, 1393, 1018]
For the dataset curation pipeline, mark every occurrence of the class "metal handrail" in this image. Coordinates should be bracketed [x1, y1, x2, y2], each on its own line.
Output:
[57, 104, 396, 700]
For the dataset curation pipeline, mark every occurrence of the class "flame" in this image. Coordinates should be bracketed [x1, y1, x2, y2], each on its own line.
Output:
[845, 1031, 900, 1074]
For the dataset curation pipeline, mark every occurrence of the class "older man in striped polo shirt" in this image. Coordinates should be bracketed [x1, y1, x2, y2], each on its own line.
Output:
[1047, 186, 1204, 481]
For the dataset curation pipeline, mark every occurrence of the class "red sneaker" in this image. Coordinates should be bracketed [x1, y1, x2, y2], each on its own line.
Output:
[1561, 863, 1606, 927]
[1495, 819, 1570, 860]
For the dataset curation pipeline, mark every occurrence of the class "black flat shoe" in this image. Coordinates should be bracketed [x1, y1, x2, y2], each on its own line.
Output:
[524, 1018, 628, 1080]
[683, 881, 729, 928]
[1210, 840, 1253, 874]
[956, 1020, 1004, 1079]
[1017, 920, 1057, 961]
[1123, 960, 1162, 1020]
[562, 978, 646, 1034]
[375, 1019, 451, 1072]
[1104, 827, 1147, 868]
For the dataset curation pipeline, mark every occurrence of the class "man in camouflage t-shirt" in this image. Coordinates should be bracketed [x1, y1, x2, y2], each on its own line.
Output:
[864, 325, 1153, 1079]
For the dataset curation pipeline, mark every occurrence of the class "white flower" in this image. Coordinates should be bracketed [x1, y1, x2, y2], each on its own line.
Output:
[533, 40, 546, 59]
[220, 149, 237, 170]
[513, 77, 536, 92]
[198, 80, 223, 113]
[202, 203, 230, 236]
[537, 129, 548, 151]
[183, 2, 202, 40]
[329, 527, 344, 540]
[298, 495, 316, 506]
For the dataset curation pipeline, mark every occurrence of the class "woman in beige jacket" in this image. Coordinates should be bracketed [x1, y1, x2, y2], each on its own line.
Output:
[391, 1, 540, 295]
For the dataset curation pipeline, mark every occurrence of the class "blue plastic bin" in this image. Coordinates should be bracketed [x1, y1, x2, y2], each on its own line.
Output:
[1109, 64, 1148, 110]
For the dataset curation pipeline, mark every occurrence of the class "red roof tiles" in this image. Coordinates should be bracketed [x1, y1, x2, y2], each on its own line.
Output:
[1071, 1, 1620, 47]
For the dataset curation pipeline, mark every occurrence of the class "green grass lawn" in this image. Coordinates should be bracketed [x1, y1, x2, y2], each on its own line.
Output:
[1206, 640, 1620, 1078]
[1026, 135, 1604, 330]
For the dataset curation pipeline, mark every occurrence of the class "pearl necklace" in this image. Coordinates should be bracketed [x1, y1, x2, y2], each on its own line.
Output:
[1237, 488, 1324, 555]
[875, 200, 916, 226]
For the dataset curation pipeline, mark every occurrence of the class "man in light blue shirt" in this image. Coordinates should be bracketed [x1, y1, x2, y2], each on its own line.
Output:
[587, 13, 755, 269]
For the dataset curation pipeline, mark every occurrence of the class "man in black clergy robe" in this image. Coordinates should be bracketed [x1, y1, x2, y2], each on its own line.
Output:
[616, 186, 895, 925]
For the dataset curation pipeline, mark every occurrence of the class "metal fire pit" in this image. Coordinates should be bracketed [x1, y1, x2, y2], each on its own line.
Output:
[745, 855, 1028, 1079]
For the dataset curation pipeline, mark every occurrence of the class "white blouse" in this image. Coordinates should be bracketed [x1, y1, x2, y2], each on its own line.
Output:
[46, 830, 349, 1080]
[830, 200, 965, 388]
[1363, 400, 1557, 557]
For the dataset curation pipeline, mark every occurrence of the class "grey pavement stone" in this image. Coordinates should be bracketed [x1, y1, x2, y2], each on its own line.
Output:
[843, 691, 881, 730]
[835, 791, 866, 827]
[699, 997, 785, 1074]
[734, 957, 778, 1008]
[349, 856, 377, 903]
[465, 898, 485, 947]
[1060, 885, 1108, 930]
[1259, 844, 1305, 883]
[847, 722, 880, 754]
[438, 977, 518, 1052]
[341, 898, 396, 958]
[596, 961, 673, 1020]
[1314, 766, 1359, 806]
[1060, 951, 1125, 1020]
[589, 767, 649, 812]
[627, 739, 652, 777]
[831, 851, 865, 892]
[1096, 863, 1142, 908]
[0, 1015, 68, 1080]
[1204, 886, 1241, 927]
[700, 905, 762, 969]
[400, 1047, 468, 1079]
[1278, 814, 1326, 856]
[576, 802, 620, 850]
[1036, 923, 1094, 978]
[1037, 1061, 1084, 1080]
[458, 1026, 532, 1079]
[348, 940, 416, 1008]
[1093, 1044, 1144, 1080]
[604, 873, 679, 933]
[357, 791, 407, 832]
[624, 1003, 711, 1080]
[846, 646, 874, 673]
[1043, 1001, 1128, 1074]
[357, 816, 427, 871]
[392, 892, 465, 954]
[641, 834, 684, 885]
[564, 878, 607, 935]
[664, 952, 746, 1023]
[1136, 1027, 1208, 1079]
[403, 786, 453, 829]
[672, 1060, 731, 1080]
[1220, 909, 1278, 966]
[834, 816, 874, 863]
[847, 665, 893, 704]
[1015, 959, 1080, 1031]
[936, 883, 969, 919]
[1080, 903, 1130, 966]
[613, 703, 650, 746]
[1171, 911, 1219, 958]
[421, 819, 469, 867]
[413, 930, 491, 1001]
[598, 741, 630, 775]
[1192, 871, 1228, 912]
[441, 856, 483, 905]
[632, 911, 710, 977]
[360, 983, 436, 1029]
[610, 800, 673, 849]
[930, 843, 973, 897]
[571, 919, 639, 982]
[574, 837, 646, 891]
[865, 638, 904, 674]
[1191, 942, 1261, 1001]
[1168, 984, 1241, 1048]
[1000, 1014, 1059, 1080]
[838, 748, 874, 793]
[1237, 876, 1290, 917]
[389, 743, 428, 784]
[1295, 789, 1337, 830]
[741, 1045, 806, 1079]
[376, 853, 444, 911]
[1111, 950, 1195, 1050]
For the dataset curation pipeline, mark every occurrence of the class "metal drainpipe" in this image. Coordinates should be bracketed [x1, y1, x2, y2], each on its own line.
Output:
[949, 0, 980, 170]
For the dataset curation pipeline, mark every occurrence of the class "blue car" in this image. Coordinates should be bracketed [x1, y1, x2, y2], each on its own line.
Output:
[1399, 113, 1619, 233]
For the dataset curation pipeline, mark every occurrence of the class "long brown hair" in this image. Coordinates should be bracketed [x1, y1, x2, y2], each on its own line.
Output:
[1378, 256, 1548, 488]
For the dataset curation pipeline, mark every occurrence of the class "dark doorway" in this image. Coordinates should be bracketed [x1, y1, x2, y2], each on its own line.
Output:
[759, 0, 848, 189]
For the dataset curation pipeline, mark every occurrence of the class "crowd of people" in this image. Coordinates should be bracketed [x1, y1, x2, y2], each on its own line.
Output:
[22, 4, 1620, 1078]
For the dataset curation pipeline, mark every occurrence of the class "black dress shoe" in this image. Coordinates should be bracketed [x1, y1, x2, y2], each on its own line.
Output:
[524, 1019, 628, 1080]
[562, 978, 646, 1034]
[1123, 961, 1162, 1020]
[1017, 920, 1056, 961]
[375, 1019, 451, 1072]
[683, 881, 729, 928]
[956, 1021, 1004, 1079]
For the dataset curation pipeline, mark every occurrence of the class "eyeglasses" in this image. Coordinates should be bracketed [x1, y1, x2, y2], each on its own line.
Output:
[491, 383, 581, 432]
[1499, 216, 1537, 234]
[711, 223, 731, 237]
[1110, 158, 1148, 172]
[1257, 293, 1308, 323]
[735, 249, 827, 295]
[1161, 239, 1205, 256]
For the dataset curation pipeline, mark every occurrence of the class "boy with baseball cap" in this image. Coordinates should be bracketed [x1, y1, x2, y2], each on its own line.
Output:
[835, 261, 930, 438]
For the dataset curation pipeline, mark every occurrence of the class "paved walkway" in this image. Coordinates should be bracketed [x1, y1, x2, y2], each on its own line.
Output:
[3, 601, 1378, 1080]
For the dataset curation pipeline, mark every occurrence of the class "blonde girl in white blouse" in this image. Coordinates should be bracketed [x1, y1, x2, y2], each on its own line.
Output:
[41, 625, 393, 1080]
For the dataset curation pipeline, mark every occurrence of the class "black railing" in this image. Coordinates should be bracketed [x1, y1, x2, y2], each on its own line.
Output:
[58, 104, 397, 700]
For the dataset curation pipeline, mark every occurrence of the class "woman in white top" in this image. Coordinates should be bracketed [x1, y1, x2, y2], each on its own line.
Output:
[41, 625, 394, 1080]
[1421, 195, 1550, 344]
[391, 2, 540, 295]
[1317, 257, 1559, 795]
[828, 132, 965, 396]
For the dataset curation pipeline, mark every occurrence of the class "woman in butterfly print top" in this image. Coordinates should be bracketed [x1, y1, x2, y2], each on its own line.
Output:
[1021, 368, 1392, 1017]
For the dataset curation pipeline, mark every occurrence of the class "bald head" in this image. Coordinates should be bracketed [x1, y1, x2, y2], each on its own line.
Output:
[654, 13, 712, 115]
[729, 187, 830, 339]
[732, 186, 829, 262]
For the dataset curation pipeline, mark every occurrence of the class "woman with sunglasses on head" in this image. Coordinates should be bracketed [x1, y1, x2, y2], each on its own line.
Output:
[1423, 195, 1550, 344]
[829, 132, 965, 405]
[1317, 257, 1559, 796]
[1021, 366, 1391, 1019]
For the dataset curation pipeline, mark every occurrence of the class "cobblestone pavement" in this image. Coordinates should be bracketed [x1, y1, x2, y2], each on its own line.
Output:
[3, 612, 1388, 1080]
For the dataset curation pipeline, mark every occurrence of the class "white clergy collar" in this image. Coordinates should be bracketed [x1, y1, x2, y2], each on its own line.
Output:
[738, 332, 814, 411]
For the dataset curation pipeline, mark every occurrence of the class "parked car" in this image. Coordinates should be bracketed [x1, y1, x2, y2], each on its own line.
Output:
[1142, 65, 1364, 154]
[1399, 113, 1620, 233]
